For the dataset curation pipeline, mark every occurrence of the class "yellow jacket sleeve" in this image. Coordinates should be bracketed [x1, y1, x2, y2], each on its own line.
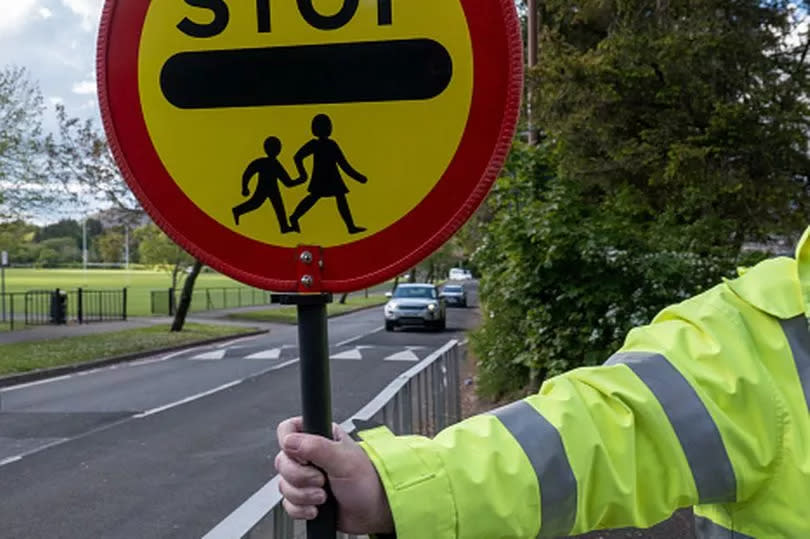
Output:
[359, 267, 792, 538]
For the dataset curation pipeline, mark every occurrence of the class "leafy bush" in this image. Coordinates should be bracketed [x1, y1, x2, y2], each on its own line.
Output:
[471, 144, 769, 399]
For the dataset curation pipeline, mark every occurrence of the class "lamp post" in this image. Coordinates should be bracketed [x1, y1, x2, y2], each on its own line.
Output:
[82, 217, 88, 286]
[1, 250, 7, 323]
[527, 0, 538, 145]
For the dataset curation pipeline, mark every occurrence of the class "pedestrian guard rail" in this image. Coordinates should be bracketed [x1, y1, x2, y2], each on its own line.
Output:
[202, 339, 466, 539]
[0, 288, 127, 331]
[151, 287, 274, 316]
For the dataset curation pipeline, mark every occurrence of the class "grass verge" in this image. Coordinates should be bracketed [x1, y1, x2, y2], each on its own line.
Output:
[228, 295, 388, 324]
[0, 323, 258, 376]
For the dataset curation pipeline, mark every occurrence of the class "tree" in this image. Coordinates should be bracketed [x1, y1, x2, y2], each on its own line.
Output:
[135, 223, 195, 290]
[36, 237, 80, 267]
[171, 260, 203, 332]
[0, 220, 38, 264]
[532, 0, 810, 248]
[45, 105, 139, 220]
[471, 0, 810, 397]
[97, 229, 125, 264]
[37, 219, 82, 249]
[0, 66, 47, 218]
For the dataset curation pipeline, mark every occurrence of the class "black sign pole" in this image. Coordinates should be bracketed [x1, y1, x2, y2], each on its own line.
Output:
[273, 292, 337, 539]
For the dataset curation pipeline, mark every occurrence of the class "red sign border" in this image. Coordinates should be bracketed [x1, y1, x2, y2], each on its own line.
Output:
[98, 0, 523, 293]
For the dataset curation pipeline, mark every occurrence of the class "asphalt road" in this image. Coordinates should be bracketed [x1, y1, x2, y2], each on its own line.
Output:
[0, 288, 481, 538]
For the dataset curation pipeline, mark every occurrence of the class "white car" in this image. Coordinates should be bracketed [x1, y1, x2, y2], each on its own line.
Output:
[384, 284, 446, 331]
[449, 268, 473, 281]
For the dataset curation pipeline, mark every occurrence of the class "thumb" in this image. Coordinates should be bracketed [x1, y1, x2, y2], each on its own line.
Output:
[282, 432, 356, 477]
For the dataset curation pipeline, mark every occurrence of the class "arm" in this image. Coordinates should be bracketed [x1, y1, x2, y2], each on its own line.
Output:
[275, 161, 299, 188]
[241, 161, 259, 196]
[336, 146, 367, 184]
[358, 279, 785, 538]
[294, 141, 315, 182]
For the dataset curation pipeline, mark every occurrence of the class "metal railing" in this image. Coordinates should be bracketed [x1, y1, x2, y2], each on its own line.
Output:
[203, 340, 465, 539]
[0, 288, 128, 331]
[150, 287, 274, 315]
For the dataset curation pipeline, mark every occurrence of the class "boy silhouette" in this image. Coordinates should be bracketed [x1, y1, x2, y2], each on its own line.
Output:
[289, 114, 368, 234]
[232, 136, 303, 233]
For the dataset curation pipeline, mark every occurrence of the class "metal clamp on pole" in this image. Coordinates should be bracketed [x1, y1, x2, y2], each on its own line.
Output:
[272, 246, 336, 539]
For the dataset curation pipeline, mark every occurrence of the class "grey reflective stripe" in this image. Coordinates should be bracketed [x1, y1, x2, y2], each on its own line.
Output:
[490, 400, 577, 538]
[694, 515, 755, 539]
[779, 316, 810, 411]
[605, 352, 737, 504]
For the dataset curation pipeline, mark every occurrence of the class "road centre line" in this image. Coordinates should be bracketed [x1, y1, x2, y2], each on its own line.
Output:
[133, 380, 243, 418]
[134, 358, 302, 419]
[0, 374, 73, 393]
[336, 326, 384, 347]
[0, 358, 303, 470]
[0, 456, 22, 467]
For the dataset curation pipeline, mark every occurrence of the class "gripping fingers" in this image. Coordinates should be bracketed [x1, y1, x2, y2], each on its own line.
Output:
[275, 452, 325, 488]
[282, 498, 318, 521]
[279, 478, 327, 507]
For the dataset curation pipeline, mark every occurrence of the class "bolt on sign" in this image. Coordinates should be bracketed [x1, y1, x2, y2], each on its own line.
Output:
[98, 0, 522, 292]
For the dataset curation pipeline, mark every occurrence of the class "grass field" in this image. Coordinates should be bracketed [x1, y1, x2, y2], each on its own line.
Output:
[0, 268, 398, 318]
[0, 268, 264, 317]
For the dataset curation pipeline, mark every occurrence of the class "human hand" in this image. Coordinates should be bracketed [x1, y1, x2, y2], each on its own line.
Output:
[242, 188, 250, 197]
[275, 417, 394, 535]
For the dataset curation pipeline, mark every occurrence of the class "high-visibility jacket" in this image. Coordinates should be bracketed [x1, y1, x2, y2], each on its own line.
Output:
[359, 228, 810, 538]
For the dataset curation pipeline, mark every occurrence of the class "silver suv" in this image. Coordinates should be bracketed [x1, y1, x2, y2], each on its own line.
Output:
[384, 284, 446, 331]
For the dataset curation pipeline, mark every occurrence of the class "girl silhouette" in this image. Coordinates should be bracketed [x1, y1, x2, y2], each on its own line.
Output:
[289, 114, 368, 234]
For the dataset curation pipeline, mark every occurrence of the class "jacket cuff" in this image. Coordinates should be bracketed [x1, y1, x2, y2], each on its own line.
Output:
[359, 426, 457, 539]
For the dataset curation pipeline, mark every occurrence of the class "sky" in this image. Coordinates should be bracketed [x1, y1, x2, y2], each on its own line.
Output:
[0, 0, 103, 130]
[0, 0, 806, 224]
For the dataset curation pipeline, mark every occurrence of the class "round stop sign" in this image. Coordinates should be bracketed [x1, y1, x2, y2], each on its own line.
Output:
[98, 0, 522, 292]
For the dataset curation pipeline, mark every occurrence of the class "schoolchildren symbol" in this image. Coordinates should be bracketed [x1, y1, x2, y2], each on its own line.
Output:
[98, 0, 523, 292]
[234, 115, 368, 235]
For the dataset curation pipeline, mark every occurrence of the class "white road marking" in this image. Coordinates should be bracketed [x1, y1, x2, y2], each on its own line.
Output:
[133, 380, 242, 418]
[216, 334, 262, 348]
[0, 374, 72, 393]
[245, 348, 281, 360]
[128, 357, 169, 367]
[134, 357, 300, 419]
[384, 350, 420, 362]
[270, 358, 299, 371]
[191, 350, 227, 361]
[330, 348, 363, 360]
[336, 326, 383, 347]
[0, 456, 22, 467]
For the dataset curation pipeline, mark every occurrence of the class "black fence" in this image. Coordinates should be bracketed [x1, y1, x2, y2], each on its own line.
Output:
[0, 288, 127, 331]
[150, 287, 273, 316]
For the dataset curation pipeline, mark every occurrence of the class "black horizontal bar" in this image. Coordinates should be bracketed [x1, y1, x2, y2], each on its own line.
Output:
[160, 39, 453, 109]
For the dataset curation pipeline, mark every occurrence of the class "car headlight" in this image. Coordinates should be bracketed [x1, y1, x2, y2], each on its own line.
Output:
[385, 302, 398, 312]
[427, 303, 437, 312]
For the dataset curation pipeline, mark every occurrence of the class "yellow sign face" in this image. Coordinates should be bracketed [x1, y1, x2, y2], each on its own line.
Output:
[138, 1, 473, 248]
